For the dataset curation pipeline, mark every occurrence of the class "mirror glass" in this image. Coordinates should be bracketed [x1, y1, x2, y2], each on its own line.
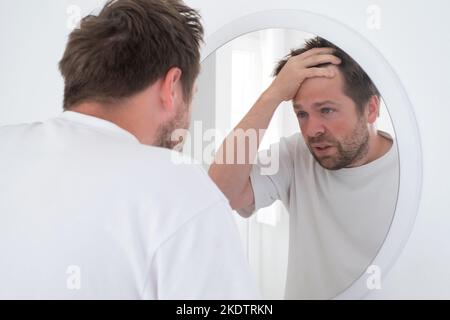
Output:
[191, 28, 400, 299]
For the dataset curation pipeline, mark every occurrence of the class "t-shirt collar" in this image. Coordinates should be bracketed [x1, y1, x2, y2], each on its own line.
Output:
[57, 111, 141, 144]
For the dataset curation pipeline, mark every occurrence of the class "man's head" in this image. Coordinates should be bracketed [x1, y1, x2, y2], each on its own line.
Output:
[59, 0, 203, 148]
[274, 37, 381, 170]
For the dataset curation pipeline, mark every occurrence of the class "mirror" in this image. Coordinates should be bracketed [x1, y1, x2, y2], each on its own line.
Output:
[190, 28, 400, 299]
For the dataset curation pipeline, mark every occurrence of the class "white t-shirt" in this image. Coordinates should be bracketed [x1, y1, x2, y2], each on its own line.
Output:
[246, 131, 399, 299]
[0, 111, 259, 300]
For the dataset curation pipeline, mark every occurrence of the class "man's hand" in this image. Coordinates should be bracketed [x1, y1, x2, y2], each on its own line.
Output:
[264, 47, 341, 103]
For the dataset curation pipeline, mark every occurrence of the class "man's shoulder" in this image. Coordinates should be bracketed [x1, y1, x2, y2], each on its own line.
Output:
[0, 121, 42, 137]
[130, 146, 228, 202]
[131, 147, 232, 240]
[275, 132, 304, 152]
[275, 132, 310, 161]
[276, 132, 320, 173]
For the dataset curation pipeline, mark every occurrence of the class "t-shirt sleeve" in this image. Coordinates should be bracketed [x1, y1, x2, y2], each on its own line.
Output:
[147, 200, 261, 300]
[238, 136, 295, 216]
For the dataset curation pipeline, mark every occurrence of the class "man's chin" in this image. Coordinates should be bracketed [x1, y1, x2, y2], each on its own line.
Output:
[312, 154, 342, 170]
[154, 121, 189, 150]
[157, 139, 185, 151]
[317, 159, 338, 170]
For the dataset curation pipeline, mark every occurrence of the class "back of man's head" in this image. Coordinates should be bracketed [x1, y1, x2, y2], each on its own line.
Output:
[59, 0, 204, 111]
[274, 36, 380, 115]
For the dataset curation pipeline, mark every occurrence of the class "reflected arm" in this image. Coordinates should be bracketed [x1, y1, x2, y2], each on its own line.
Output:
[208, 91, 281, 216]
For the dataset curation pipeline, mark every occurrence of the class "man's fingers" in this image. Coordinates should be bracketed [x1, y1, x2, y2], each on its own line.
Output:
[298, 47, 335, 59]
[303, 67, 336, 79]
[270, 48, 340, 101]
[302, 54, 341, 68]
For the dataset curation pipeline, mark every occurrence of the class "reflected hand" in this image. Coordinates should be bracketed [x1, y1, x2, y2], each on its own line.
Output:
[265, 47, 341, 103]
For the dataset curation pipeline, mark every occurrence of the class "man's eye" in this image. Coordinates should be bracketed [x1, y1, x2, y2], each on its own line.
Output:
[297, 111, 308, 119]
[321, 108, 335, 114]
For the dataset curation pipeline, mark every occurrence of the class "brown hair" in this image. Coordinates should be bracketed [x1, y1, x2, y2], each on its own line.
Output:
[273, 36, 380, 115]
[59, 0, 204, 110]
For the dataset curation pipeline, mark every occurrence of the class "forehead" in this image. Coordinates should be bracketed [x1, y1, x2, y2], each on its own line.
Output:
[293, 65, 347, 108]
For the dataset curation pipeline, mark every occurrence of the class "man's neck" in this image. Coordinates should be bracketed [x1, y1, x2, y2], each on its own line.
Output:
[359, 131, 393, 166]
[68, 102, 157, 146]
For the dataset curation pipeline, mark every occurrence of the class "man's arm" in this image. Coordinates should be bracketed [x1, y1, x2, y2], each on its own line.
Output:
[208, 48, 340, 215]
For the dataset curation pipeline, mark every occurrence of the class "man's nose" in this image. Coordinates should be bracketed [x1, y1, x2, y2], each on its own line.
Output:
[303, 116, 326, 138]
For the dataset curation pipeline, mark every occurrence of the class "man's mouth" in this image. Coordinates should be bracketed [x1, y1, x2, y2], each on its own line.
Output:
[311, 144, 334, 155]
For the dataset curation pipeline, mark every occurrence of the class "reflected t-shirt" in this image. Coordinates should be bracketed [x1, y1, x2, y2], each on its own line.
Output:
[243, 131, 399, 299]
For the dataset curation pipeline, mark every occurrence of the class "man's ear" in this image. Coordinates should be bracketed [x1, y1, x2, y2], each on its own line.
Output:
[366, 95, 380, 124]
[160, 67, 183, 112]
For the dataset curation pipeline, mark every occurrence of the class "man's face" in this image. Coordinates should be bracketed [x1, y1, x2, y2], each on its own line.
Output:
[293, 65, 369, 170]
[153, 84, 195, 150]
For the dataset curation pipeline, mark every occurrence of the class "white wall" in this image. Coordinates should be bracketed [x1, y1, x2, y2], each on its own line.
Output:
[0, 0, 107, 126]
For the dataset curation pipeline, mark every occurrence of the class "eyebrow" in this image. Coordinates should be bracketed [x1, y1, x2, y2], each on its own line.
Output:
[293, 100, 341, 111]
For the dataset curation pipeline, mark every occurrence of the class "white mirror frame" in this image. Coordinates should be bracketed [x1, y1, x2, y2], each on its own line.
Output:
[200, 9, 423, 299]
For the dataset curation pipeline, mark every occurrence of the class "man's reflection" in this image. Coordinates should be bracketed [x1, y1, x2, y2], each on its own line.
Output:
[209, 37, 399, 299]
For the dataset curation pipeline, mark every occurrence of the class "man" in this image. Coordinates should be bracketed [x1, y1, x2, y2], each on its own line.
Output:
[209, 37, 399, 299]
[0, 0, 264, 300]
